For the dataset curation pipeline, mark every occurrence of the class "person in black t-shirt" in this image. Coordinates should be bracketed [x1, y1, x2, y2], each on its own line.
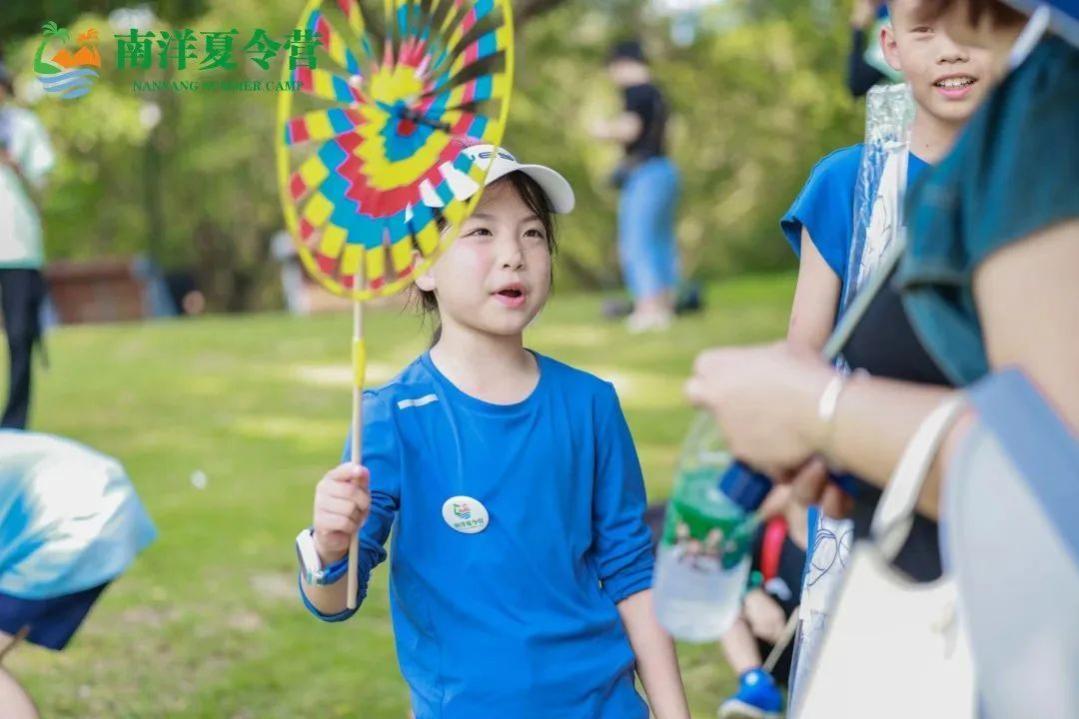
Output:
[591, 40, 683, 334]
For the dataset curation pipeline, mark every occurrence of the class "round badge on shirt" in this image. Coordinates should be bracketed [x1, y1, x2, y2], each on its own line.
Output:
[441, 496, 489, 534]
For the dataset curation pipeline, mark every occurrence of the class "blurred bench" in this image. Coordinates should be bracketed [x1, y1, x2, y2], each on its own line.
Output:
[44, 257, 154, 324]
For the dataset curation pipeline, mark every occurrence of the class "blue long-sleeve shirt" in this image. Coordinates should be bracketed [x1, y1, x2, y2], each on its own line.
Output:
[300, 351, 654, 718]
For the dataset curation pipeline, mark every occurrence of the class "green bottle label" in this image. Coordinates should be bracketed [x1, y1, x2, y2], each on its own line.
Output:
[662, 468, 756, 569]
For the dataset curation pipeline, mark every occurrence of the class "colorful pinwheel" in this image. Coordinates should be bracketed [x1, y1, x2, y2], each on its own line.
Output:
[276, 0, 514, 607]
[277, 0, 514, 299]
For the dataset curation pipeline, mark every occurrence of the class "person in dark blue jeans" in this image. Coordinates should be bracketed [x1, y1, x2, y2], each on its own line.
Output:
[0, 63, 54, 430]
[592, 40, 682, 333]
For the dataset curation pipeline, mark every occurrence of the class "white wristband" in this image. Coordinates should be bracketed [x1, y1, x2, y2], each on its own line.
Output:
[817, 369, 865, 457]
[817, 373, 848, 426]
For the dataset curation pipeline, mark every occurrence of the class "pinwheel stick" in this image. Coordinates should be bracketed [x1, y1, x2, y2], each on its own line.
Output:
[347, 279, 365, 610]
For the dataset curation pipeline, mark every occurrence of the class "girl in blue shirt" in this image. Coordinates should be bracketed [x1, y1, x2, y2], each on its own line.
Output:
[298, 145, 691, 719]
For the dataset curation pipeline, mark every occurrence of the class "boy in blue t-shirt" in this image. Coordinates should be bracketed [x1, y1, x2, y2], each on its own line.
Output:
[717, 2, 997, 717]
[782, 0, 996, 353]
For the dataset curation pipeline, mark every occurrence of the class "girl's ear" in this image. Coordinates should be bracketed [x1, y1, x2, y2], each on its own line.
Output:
[415, 268, 436, 293]
[412, 249, 436, 292]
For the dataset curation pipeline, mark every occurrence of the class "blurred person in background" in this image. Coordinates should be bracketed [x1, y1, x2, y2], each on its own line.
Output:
[0, 60, 55, 430]
[164, 269, 207, 317]
[591, 40, 685, 334]
[849, 0, 891, 96]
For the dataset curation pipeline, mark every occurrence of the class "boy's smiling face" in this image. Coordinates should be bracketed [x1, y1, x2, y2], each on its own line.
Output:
[417, 177, 553, 340]
[883, 0, 996, 125]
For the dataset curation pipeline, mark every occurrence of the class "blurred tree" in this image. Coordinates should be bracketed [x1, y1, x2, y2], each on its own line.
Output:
[4, 0, 864, 310]
[510, 0, 862, 285]
[517, 0, 573, 23]
[0, 0, 208, 43]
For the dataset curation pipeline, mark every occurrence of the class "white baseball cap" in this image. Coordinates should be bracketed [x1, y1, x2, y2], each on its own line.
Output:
[420, 144, 576, 214]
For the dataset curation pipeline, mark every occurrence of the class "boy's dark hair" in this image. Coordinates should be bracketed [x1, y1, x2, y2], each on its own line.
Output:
[911, 0, 1026, 26]
[416, 171, 558, 346]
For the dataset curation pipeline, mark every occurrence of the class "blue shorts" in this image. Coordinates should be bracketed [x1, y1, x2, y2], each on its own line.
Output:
[0, 583, 108, 651]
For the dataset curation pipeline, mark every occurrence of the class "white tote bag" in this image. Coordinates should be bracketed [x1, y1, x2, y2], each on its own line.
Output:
[797, 396, 977, 719]
[944, 369, 1079, 719]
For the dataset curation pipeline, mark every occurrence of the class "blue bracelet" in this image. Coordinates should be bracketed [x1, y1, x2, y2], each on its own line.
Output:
[320, 555, 349, 585]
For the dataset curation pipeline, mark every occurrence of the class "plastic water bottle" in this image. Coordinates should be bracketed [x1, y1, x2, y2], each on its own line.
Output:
[653, 413, 773, 642]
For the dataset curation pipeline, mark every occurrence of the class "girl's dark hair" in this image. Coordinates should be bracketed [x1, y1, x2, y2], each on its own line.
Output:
[416, 171, 558, 346]
[915, 0, 1026, 27]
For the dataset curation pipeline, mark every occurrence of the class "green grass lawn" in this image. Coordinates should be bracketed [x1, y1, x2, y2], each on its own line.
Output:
[6, 273, 794, 718]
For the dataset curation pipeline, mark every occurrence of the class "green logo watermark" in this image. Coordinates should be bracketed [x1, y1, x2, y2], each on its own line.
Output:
[36, 19, 325, 99]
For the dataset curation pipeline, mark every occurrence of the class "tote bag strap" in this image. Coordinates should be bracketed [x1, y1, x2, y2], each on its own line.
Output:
[871, 394, 968, 562]
[967, 369, 1079, 568]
